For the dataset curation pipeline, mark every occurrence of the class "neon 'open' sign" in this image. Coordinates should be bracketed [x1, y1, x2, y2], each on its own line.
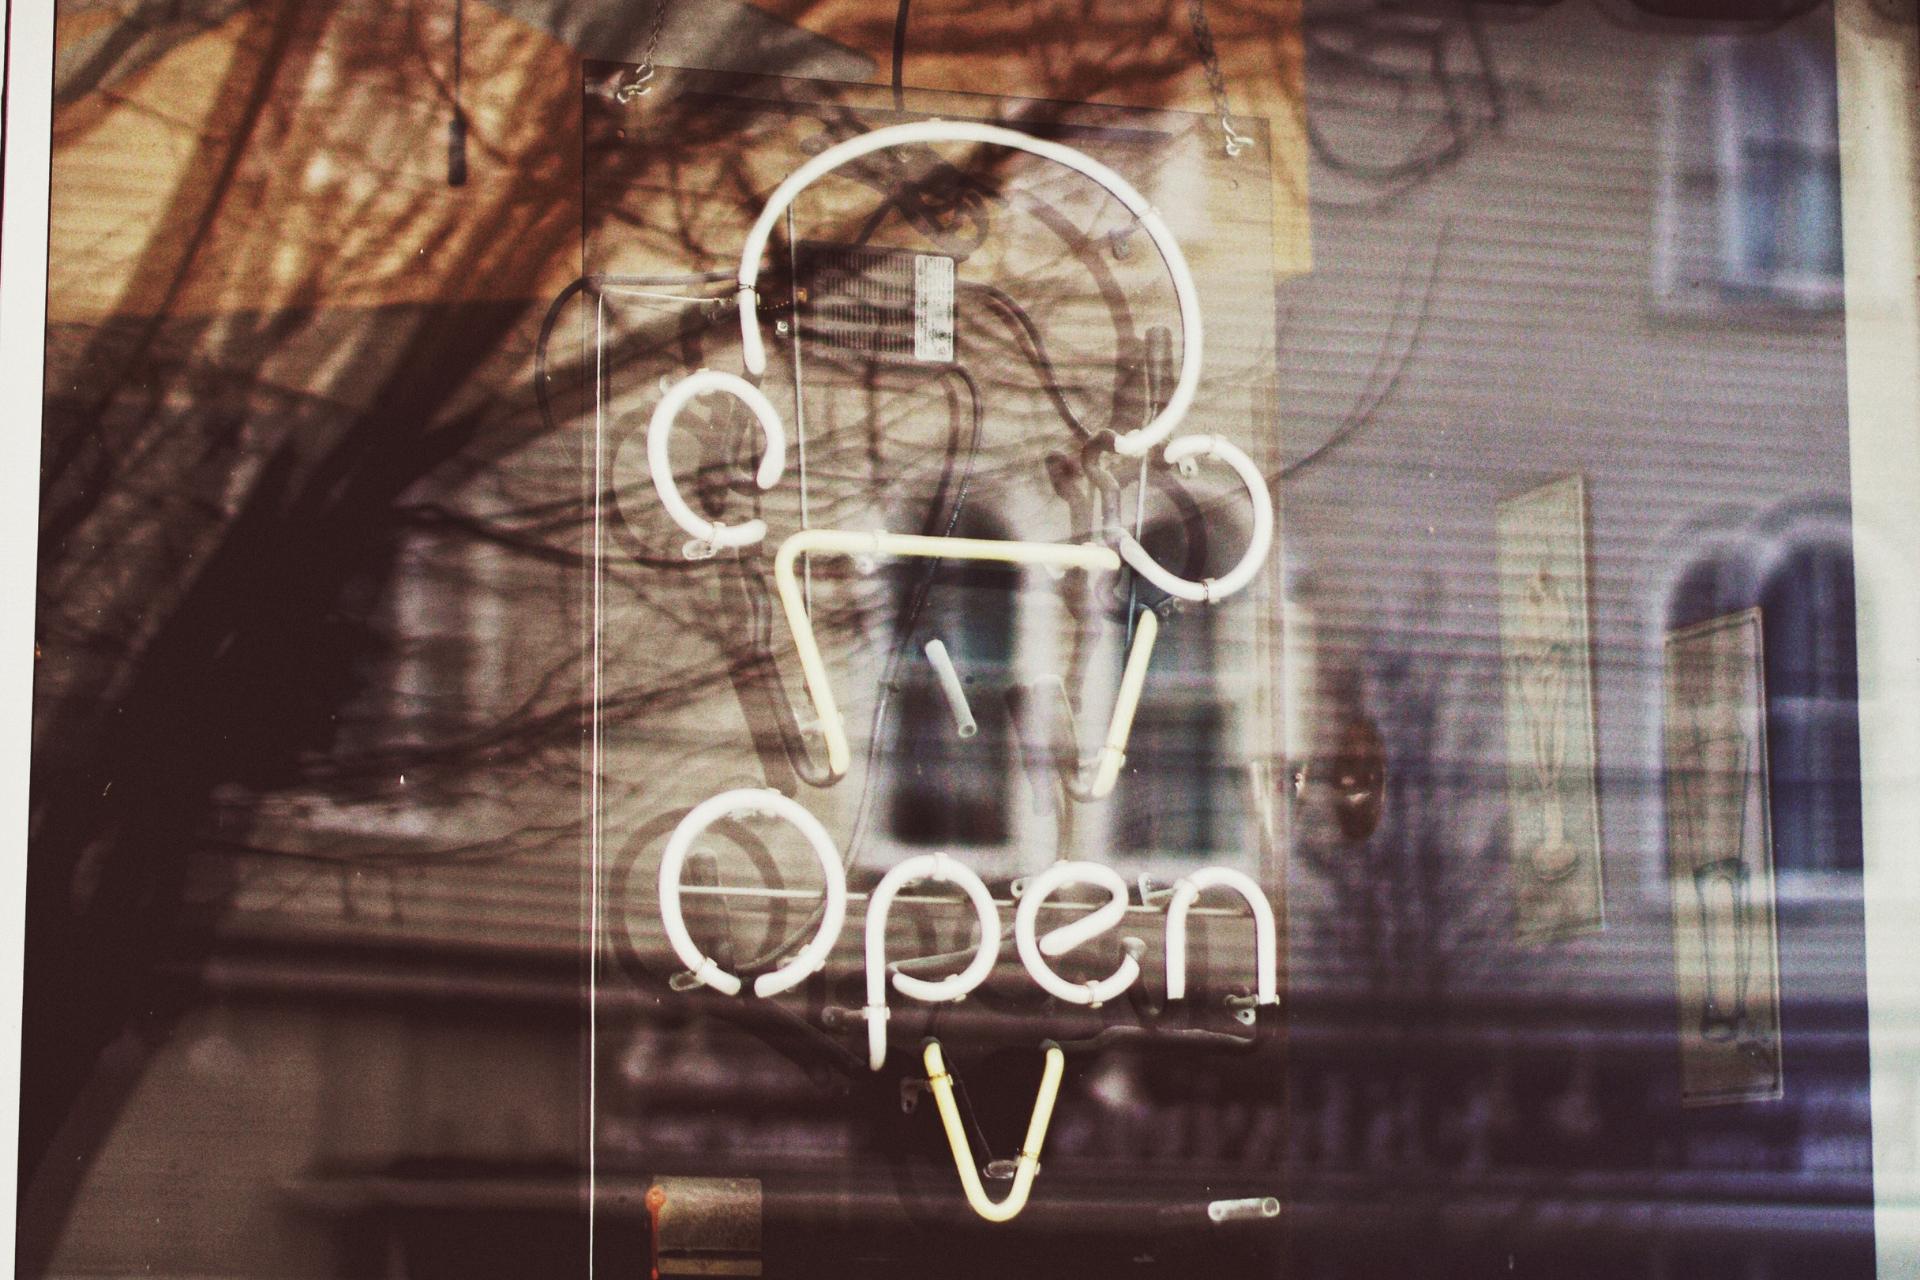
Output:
[642, 122, 1276, 1223]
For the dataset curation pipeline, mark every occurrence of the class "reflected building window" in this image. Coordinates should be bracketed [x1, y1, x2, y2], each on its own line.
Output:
[1112, 517, 1246, 863]
[1758, 537, 1862, 875]
[885, 512, 1015, 846]
[1655, 28, 1842, 312]
[382, 528, 481, 747]
[1114, 603, 1243, 859]
[333, 525, 501, 770]
[1666, 513, 1862, 878]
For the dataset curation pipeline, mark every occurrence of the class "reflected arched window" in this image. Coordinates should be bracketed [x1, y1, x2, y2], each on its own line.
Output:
[1666, 521, 1862, 876]
[1758, 538, 1862, 874]
[885, 511, 1015, 846]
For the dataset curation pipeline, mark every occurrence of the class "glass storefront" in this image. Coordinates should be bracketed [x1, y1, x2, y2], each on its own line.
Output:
[6, 1, 1917, 1275]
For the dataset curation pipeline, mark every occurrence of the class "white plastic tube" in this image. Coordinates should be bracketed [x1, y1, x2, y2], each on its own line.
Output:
[923, 639, 978, 739]
[924, 1038, 1064, 1223]
[1164, 866, 1279, 1008]
[1069, 609, 1159, 801]
[1117, 434, 1273, 603]
[647, 369, 788, 556]
[734, 120, 1202, 458]
[773, 528, 1120, 781]
[864, 853, 1000, 1071]
[1207, 1197, 1281, 1224]
[1014, 860, 1140, 1006]
[657, 788, 848, 998]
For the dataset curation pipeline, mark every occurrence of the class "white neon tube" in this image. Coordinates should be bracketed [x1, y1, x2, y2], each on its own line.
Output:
[864, 853, 1000, 1071]
[1164, 866, 1279, 1008]
[773, 528, 1120, 781]
[923, 639, 978, 739]
[647, 369, 789, 555]
[1208, 1197, 1281, 1224]
[657, 788, 848, 998]
[735, 120, 1203, 458]
[924, 1038, 1065, 1223]
[1069, 609, 1159, 801]
[1014, 861, 1141, 1006]
[1117, 435, 1273, 603]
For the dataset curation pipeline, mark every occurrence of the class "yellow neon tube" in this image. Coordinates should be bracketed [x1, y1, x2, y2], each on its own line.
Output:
[1070, 607, 1158, 801]
[922, 1039, 1065, 1224]
[772, 528, 1121, 781]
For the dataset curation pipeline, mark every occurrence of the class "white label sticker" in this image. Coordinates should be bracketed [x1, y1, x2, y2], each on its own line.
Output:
[913, 255, 956, 364]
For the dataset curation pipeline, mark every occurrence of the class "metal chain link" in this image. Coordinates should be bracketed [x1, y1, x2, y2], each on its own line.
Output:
[616, 0, 673, 100]
[1187, 0, 1253, 158]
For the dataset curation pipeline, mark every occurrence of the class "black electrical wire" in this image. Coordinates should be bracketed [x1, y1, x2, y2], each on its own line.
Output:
[1049, 1023, 1258, 1055]
[891, 0, 912, 111]
[448, 0, 467, 186]
[1301, 3, 1509, 205]
[964, 282, 1095, 441]
[1590, 0, 1826, 33]
[1279, 219, 1450, 479]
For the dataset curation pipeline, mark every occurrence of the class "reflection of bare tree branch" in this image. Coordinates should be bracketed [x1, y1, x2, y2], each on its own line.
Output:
[1294, 578, 1503, 999]
[1302, 2, 1534, 209]
[29, 3, 1311, 1267]
[53, 0, 250, 106]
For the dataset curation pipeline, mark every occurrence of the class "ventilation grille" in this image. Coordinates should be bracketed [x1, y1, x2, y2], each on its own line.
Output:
[797, 242, 955, 365]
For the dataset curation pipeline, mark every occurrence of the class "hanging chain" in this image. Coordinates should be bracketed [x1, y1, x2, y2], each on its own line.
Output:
[617, 0, 673, 100]
[1186, 0, 1253, 158]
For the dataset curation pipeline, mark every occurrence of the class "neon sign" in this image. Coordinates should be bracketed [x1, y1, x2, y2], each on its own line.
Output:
[641, 121, 1276, 1222]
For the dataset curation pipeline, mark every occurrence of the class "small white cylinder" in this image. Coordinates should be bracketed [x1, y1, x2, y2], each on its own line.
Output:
[923, 639, 978, 739]
[1207, 1197, 1281, 1224]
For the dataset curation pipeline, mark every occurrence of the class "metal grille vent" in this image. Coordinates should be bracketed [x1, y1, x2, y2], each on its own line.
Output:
[797, 242, 954, 365]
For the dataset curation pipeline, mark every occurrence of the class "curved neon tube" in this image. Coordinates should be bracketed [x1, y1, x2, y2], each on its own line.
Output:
[1117, 435, 1273, 603]
[647, 369, 788, 555]
[735, 120, 1202, 458]
[923, 1039, 1064, 1223]
[1067, 608, 1158, 801]
[864, 853, 1000, 1071]
[1164, 866, 1279, 1008]
[773, 528, 1120, 781]
[1014, 861, 1140, 1006]
[923, 639, 978, 739]
[657, 788, 848, 998]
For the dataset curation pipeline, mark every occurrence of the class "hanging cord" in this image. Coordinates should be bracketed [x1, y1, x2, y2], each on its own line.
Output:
[617, 0, 674, 100]
[891, 0, 912, 111]
[447, 0, 467, 186]
[1187, 0, 1253, 158]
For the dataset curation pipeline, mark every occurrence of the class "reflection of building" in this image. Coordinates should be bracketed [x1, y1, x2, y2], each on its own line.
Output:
[1279, 4, 1874, 1276]
[25, 2, 1892, 1279]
